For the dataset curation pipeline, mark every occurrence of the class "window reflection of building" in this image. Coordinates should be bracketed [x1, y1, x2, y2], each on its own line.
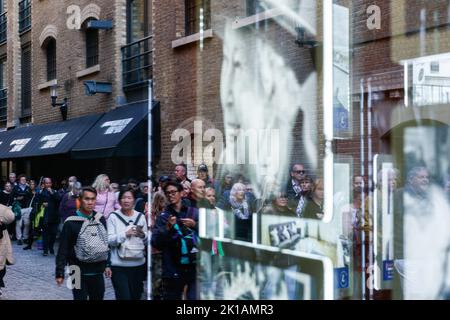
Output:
[411, 54, 450, 106]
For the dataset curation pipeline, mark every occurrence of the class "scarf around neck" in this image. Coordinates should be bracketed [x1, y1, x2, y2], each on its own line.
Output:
[229, 196, 250, 220]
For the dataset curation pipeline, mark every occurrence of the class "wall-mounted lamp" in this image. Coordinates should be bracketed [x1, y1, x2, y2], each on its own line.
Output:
[295, 27, 318, 48]
[50, 85, 68, 121]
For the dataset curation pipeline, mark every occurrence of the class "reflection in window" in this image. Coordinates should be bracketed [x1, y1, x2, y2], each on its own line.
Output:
[185, 0, 211, 36]
[408, 54, 450, 106]
[127, 0, 150, 43]
[246, 0, 270, 16]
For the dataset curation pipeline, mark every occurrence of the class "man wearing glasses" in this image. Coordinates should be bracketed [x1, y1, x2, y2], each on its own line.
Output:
[151, 181, 199, 300]
[286, 164, 306, 209]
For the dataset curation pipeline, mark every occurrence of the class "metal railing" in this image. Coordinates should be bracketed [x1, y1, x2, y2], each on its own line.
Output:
[0, 88, 7, 122]
[19, 0, 31, 33]
[122, 35, 153, 89]
[413, 84, 450, 106]
[0, 12, 6, 44]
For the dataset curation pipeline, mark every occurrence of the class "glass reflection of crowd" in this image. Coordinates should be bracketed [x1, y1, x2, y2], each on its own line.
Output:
[1, 161, 449, 301]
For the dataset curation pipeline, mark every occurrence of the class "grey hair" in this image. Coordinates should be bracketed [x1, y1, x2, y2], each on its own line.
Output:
[230, 183, 246, 202]
[68, 181, 82, 193]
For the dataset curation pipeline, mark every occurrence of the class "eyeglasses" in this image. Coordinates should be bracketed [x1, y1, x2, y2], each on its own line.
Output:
[293, 170, 306, 174]
[165, 190, 179, 196]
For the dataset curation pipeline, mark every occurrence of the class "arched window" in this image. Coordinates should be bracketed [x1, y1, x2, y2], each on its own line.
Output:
[46, 38, 56, 81]
[85, 21, 99, 68]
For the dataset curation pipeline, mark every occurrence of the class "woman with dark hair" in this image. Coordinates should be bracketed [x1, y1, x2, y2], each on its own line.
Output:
[107, 188, 147, 300]
[0, 182, 13, 208]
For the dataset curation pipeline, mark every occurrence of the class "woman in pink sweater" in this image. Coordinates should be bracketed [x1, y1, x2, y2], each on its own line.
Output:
[92, 174, 120, 219]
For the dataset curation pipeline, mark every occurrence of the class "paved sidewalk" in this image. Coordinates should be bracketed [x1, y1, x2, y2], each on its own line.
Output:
[0, 242, 115, 300]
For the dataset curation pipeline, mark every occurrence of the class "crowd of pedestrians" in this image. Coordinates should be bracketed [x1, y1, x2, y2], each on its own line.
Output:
[1, 162, 449, 300]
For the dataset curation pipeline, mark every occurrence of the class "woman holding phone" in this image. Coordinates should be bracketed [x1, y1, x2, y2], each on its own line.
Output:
[107, 188, 147, 300]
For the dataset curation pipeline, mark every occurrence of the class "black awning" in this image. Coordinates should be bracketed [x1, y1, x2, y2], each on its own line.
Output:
[71, 102, 154, 159]
[0, 113, 103, 160]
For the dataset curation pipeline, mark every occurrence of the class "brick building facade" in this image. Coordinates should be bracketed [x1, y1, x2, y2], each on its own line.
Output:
[153, 0, 323, 180]
[153, 0, 450, 180]
[152, 0, 450, 300]
[0, 0, 152, 184]
[1, 0, 127, 127]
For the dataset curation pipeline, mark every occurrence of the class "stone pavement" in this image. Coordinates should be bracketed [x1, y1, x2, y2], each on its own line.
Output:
[0, 241, 116, 300]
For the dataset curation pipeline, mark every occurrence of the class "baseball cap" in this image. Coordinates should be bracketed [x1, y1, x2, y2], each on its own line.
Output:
[197, 164, 208, 172]
[159, 175, 170, 183]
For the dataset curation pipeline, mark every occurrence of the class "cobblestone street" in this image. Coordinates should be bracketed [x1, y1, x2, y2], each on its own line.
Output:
[0, 242, 115, 300]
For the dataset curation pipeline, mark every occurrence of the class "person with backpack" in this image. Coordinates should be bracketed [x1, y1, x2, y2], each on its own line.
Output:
[152, 181, 199, 300]
[107, 188, 147, 300]
[55, 186, 111, 300]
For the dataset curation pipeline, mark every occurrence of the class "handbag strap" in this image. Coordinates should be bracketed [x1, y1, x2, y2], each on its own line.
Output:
[111, 211, 143, 227]
[102, 191, 109, 214]
[94, 212, 103, 223]
[28, 192, 36, 208]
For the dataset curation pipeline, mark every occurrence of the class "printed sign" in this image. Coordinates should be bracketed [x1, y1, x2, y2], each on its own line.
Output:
[101, 118, 133, 135]
[40, 133, 68, 149]
[335, 267, 349, 289]
[10, 138, 31, 152]
[383, 260, 394, 281]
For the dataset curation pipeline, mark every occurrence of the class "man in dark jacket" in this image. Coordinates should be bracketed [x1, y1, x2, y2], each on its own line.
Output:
[286, 163, 307, 209]
[197, 164, 214, 188]
[55, 186, 111, 300]
[186, 179, 213, 209]
[152, 181, 199, 300]
[39, 177, 61, 256]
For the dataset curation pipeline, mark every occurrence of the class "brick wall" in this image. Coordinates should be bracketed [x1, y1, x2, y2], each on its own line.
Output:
[153, 0, 323, 179]
[31, 0, 126, 124]
[3, 0, 127, 127]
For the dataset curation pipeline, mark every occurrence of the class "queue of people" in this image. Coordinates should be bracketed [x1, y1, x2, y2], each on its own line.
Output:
[1, 162, 449, 301]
